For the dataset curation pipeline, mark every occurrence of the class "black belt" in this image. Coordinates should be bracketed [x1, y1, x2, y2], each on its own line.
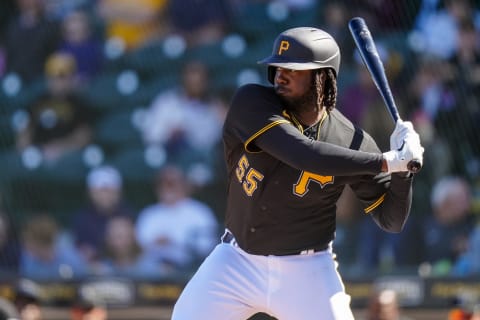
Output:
[221, 231, 328, 256]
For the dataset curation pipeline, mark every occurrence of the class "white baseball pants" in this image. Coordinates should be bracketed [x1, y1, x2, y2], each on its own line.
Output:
[172, 238, 355, 320]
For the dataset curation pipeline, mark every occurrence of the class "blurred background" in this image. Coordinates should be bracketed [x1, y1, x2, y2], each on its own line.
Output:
[0, 0, 480, 319]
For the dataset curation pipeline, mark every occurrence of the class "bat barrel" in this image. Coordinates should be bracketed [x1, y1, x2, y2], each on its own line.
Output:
[348, 16, 400, 123]
[349, 17, 422, 173]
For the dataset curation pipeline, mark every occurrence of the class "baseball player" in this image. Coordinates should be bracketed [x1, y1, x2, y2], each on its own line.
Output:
[172, 27, 424, 320]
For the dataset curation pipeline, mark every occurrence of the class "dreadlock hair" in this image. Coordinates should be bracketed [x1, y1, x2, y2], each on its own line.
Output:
[314, 68, 337, 112]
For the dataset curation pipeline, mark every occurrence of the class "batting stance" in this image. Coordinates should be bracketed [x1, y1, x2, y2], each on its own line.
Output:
[172, 27, 424, 320]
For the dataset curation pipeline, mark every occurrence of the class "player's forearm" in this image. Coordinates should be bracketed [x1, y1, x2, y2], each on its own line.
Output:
[256, 126, 383, 176]
[371, 173, 413, 233]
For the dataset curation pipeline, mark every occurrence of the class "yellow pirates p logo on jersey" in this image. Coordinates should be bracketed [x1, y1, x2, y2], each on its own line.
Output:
[277, 40, 290, 55]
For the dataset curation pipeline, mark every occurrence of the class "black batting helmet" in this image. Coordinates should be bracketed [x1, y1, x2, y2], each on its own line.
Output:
[258, 27, 341, 84]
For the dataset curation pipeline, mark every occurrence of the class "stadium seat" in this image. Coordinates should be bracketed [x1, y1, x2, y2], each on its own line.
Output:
[110, 146, 159, 182]
[123, 40, 185, 80]
[0, 114, 15, 151]
[230, 2, 286, 44]
[94, 110, 144, 155]
[0, 76, 46, 114]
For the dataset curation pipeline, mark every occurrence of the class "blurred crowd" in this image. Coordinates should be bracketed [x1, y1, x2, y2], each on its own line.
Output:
[0, 0, 480, 317]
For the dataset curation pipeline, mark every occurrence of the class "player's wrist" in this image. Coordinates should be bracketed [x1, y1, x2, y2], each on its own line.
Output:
[381, 157, 388, 172]
[382, 150, 397, 173]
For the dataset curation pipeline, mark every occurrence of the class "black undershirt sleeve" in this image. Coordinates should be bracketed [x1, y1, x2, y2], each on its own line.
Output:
[254, 121, 384, 176]
[370, 173, 413, 233]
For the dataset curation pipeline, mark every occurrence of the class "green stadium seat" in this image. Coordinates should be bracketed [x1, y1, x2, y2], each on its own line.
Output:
[94, 110, 144, 155]
[123, 40, 185, 80]
[110, 146, 159, 183]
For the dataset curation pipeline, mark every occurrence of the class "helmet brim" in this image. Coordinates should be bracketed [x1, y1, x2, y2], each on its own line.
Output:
[258, 56, 321, 71]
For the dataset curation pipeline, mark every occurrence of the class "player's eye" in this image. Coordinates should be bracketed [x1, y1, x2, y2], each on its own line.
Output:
[277, 68, 296, 75]
[280, 68, 295, 73]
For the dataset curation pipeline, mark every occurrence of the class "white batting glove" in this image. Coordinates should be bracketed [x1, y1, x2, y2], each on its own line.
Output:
[390, 120, 420, 150]
[383, 137, 424, 173]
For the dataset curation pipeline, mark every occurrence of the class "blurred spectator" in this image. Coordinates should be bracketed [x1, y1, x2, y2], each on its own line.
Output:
[338, 50, 379, 127]
[452, 219, 480, 276]
[15, 52, 94, 164]
[0, 296, 20, 320]
[332, 185, 362, 270]
[43, 0, 95, 20]
[70, 297, 107, 320]
[4, 0, 60, 83]
[353, 1, 420, 32]
[70, 165, 136, 269]
[413, 0, 442, 32]
[43, 51, 81, 94]
[395, 176, 474, 275]
[355, 220, 402, 274]
[96, 215, 169, 278]
[410, 0, 480, 59]
[166, 0, 231, 47]
[410, 110, 448, 172]
[19, 213, 88, 279]
[13, 278, 43, 320]
[135, 164, 219, 271]
[410, 109, 452, 214]
[319, 1, 355, 69]
[448, 292, 480, 320]
[406, 56, 456, 122]
[407, 57, 472, 180]
[58, 9, 103, 82]
[441, 19, 480, 170]
[447, 20, 480, 148]
[445, 18, 480, 102]
[403, 52, 459, 188]
[0, 210, 20, 275]
[364, 289, 413, 320]
[139, 59, 226, 178]
[449, 308, 480, 320]
[96, 0, 169, 52]
[414, 37, 479, 176]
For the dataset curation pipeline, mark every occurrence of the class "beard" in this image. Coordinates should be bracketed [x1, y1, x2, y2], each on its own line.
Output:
[276, 84, 318, 114]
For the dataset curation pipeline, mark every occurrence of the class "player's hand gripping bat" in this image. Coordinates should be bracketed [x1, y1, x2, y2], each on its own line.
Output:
[348, 17, 422, 173]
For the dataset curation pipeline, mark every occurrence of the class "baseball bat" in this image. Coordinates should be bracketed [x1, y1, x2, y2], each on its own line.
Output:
[348, 17, 422, 173]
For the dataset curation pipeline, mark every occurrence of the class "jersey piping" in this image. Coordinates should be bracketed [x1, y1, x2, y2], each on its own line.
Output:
[364, 193, 386, 214]
[244, 119, 291, 152]
[283, 110, 328, 140]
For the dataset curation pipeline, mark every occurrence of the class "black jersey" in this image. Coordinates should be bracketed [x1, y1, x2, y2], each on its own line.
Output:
[222, 84, 413, 256]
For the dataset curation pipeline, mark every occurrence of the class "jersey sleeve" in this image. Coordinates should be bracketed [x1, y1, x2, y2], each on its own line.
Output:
[225, 84, 384, 176]
[225, 84, 291, 152]
[347, 131, 413, 233]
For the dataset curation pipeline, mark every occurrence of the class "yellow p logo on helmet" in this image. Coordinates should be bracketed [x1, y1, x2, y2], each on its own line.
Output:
[277, 40, 290, 55]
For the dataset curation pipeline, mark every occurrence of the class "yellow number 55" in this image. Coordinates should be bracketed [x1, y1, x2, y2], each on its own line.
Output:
[235, 155, 264, 197]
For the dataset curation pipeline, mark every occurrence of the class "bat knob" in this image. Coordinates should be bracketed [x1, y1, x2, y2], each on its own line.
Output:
[407, 159, 422, 173]
[348, 17, 367, 33]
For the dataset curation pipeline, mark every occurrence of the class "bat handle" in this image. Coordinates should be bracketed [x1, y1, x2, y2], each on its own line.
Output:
[407, 159, 422, 173]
